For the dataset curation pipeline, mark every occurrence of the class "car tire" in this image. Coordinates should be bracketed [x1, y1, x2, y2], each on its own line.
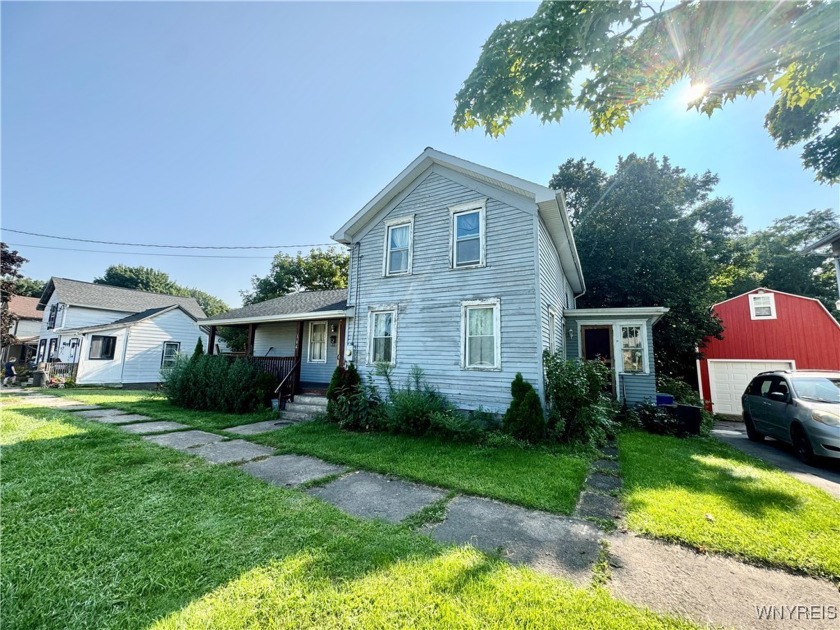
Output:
[792, 425, 815, 466]
[744, 414, 764, 442]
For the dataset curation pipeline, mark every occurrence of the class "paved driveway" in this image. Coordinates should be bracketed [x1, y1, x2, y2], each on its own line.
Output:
[712, 420, 840, 499]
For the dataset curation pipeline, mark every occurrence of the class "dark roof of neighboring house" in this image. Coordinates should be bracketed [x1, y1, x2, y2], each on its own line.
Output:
[202, 289, 347, 323]
[8, 296, 41, 320]
[803, 227, 840, 252]
[38, 277, 206, 319]
[57, 305, 196, 335]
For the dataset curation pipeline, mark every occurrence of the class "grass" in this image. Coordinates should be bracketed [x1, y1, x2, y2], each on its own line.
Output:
[619, 430, 840, 580]
[0, 404, 696, 629]
[43, 388, 274, 431]
[252, 421, 594, 515]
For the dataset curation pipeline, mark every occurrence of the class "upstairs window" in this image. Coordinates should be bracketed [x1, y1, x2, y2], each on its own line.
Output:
[161, 341, 181, 370]
[451, 200, 486, 268]
[89, 335, 117, 360]
[620, 325, 644, 373]
[384, 218, 413, 276]
[369, 309, 396, 364]
[749, 293, 776, 320]
[47, 304, 58, 330]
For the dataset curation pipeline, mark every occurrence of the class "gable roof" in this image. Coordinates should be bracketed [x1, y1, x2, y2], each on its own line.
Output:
[8, 295, 41, 320]
[201, 289, 347, 326]
[712, 287, 840, 329]
[38, 277, 206, 319]
[330, 148, 585, 294]
[56, 305, 197, 335]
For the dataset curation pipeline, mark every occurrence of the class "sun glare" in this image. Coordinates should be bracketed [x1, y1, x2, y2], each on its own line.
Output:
[682, 81, 709, 107]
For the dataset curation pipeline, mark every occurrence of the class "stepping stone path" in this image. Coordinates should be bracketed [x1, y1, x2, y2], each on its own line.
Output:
[308, 471, 447, 524]
[118, 421, 190, 435]
[425, 495, 600, 586]
[189, 439, 275, 465]
[241, 454, 346, 488]
[24, 393, 839, 630]
[224, 419, 293, 436]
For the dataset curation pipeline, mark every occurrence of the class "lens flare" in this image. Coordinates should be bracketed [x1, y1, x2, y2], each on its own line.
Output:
[682, 82, 708, 106]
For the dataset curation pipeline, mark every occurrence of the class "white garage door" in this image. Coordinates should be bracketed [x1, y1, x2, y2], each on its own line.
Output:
[708, 360, 794, 415]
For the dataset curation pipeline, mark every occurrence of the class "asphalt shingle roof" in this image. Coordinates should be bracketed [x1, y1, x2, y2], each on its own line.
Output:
[8, 296, 41, 320]
[203, 289, 347, 322]
[40, 278, 206, 319]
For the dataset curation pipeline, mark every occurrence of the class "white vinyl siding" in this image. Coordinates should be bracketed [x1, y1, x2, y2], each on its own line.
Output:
[308, 321, 327, 363]
[450, 199, 486, 268]
[749, 293, 776, 319]
[161, 341, 180, 369]
[461, 299, 500, 370]
[384, 218, 413, 276]
[369, 309, 396, 365]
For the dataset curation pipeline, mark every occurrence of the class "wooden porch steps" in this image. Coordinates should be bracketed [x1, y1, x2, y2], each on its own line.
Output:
[281, 395, 328, 423]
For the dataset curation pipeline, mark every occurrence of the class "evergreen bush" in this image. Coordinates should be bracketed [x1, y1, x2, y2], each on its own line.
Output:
[502, 373, 546, 442]
[163, 355, 275, 413]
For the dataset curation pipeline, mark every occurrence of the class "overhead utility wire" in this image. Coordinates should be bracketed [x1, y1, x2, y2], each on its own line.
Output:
[7, 242, 276, 260]
[2, 228, 337, 250]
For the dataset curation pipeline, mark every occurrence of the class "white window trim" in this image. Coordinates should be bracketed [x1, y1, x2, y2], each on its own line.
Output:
[382, 216, 414, 277]
[618, 323, 647, 374]
[161, 341, 181, 369]
[548, 306, 558, 353]
[460, 298, 501, 370]
[450, 199, 487, 269]
[367, 305, 398, 366]
[749, 292, 777, 320]
[307, 321, 328, 363]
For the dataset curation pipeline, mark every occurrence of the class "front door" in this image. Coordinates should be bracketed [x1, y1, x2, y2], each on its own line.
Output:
[47, 338, 58, 361]
[581, 326, 614, 394]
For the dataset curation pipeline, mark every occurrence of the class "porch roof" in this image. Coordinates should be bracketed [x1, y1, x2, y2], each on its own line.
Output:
[565, 307, 669, 324]
[201, 289, 348, 326]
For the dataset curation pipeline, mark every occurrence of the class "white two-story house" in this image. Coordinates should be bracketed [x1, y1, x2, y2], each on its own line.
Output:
[36, 278, 208, 386]
[201, 149, 667, 411]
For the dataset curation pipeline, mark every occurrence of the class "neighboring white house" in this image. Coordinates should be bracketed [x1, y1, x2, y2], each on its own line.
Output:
[1, 295, 42, 364]
[35, 278, 208, 386]
[201, 149, 668, 411]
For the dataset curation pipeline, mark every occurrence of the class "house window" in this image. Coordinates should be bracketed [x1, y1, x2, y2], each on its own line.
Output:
[384, 219, 413, 276]
[620, 325, 644, 373]
[749, 293, 776, 320]
[89, 335, 117, 360]
[161, 342, 181, 370]
[548, 308, 557, 353]
[308, 322, 327, 363]
[462, 299, 500, 369]
[47, 304, 58, 330]
[451, 200, 486, 268]
[369, 310, 396, 364]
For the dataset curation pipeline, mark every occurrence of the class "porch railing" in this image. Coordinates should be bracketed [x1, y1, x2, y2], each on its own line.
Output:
[45, 362, 79, 382]
[246, 356, 300, 402]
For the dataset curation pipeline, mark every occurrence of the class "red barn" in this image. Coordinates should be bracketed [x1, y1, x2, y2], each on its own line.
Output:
[697, 288, 840, 415]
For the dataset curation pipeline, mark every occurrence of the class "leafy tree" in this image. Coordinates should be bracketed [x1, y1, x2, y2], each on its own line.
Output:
[13, 277, 46, 298]
[548, 158, 608, 228]
[454, 1, 840, 182]
[243, 248, 349, 304]
[554, 154, 728, 378]
[1, 243, 28, 348]
[727, 209, 839, 314]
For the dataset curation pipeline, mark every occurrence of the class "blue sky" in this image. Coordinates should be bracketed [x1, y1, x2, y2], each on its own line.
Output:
[3, 1, 838, 307]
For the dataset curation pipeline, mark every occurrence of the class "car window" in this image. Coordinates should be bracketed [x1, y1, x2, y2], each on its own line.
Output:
[758, 378, 773, 397]
[767, 377, 790, 399]
[791, 377, 840, 403]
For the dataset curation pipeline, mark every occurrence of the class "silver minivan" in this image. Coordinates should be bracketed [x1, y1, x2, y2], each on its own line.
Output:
[741, 370, 840, 464]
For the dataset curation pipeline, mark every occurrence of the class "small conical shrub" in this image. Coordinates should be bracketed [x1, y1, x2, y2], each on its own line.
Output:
[191, 337, 204, 361]
[502, 372, 545, 442]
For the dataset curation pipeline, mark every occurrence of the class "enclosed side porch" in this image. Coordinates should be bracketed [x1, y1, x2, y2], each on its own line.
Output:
[564, 307, 669, 406]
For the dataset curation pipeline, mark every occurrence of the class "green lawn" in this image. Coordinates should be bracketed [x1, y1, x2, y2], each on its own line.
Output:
[44, 388, 274, 431]
[1, 405, 695, 629]
[619, 431, 840, 580]
[252, 422, 593, 515]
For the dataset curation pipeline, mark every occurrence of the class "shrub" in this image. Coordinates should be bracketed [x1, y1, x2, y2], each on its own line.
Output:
[191, 337, 204, 361]
[427, 410, 486, 442]
[543, 353, 616, 446]
[502, 373, 546, 443]
[163, 355, 275, 413]
[329, 372, 383, 431]
[326, 363, 362, 422]
[376, 364, 451, 435]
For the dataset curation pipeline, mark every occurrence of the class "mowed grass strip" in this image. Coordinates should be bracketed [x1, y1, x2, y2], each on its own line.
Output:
[46, 388, 273, 431]
[253, 421, 593, 515]
[1, 406, 696, 629]
[619, 431, 840, 580]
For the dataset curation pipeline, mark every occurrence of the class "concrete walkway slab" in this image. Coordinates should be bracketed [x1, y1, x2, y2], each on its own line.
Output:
[224, 419, 293, 436]
[118, 421, 190, 435]
[72, 408, 129, 419]
[308, 471, 446, 524]
[241, 454, 347, 487]
[587, 472, 622, 493]
[50, 404, 101, 411]
[607, 533, 840, 630]
[576, 492, 622, 522]
[144, 430, 225, 450]
[90, 414, 155, 425]
[190, 439, 275, 465]
[425, 496, 600, 586]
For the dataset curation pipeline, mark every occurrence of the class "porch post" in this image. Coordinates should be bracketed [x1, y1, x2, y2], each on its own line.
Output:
[336, 319, 345, 368]
[207, 326, 216, 356]
[246, 323, 256, 357]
